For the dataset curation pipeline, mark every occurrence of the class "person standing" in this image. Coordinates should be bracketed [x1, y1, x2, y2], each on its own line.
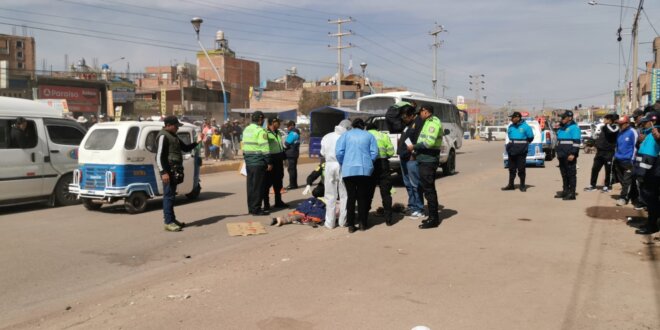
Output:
[398, 105, 425, 219]
[321, 119, 351, 229]
[613, 115, 638, 206]
[502, 112, 534, 192]
[202, 120, 213, 161]
[231, 120, 242, 154]
[263, 118, 288, 210]
[554, 110, 581, 201]
[242, 111, 271, 216]
[584, 114, 619, 192]
[284, 121, 301, 189]
[156, 116, 202, 232]
[367, 123, 395, 226]
[634, 112, 660, 234]
[336, 118, 378, 233]
[211, 127, 222, 161]
[408, 105, 444, 229]
[487, 129, 493, 143]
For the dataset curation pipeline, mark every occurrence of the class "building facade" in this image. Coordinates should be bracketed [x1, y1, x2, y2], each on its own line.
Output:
[0, 34, 36, 99]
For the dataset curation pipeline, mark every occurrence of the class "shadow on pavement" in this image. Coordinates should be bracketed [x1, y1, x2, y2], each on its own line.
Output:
[187, 214, 239, 227]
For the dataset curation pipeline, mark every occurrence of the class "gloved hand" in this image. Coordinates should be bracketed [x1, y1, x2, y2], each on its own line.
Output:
[302, 185, 311, 195]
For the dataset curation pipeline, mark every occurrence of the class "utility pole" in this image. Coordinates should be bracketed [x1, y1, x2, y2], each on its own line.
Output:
[328, 17, 353, 108]
[631, 0, 644, 112]
[469, 74, 485, 128]
[429, 24, 447, 98]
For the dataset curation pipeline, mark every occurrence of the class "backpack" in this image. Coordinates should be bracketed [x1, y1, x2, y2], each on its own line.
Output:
[385, 101, 414, 133]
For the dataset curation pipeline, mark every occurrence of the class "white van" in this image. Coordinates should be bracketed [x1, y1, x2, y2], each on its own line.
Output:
[0, 97, 87, 207]
[480, 126, 507, 141]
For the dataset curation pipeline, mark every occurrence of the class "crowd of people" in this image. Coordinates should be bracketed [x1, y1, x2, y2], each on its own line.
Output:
[501, 106, 660, 236]
[242, 102, 446, 234]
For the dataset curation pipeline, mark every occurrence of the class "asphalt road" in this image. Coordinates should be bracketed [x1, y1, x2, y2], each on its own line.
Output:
[0, 140, 658, 329]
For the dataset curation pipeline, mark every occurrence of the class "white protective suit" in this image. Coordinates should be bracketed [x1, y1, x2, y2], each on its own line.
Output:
[320, 120, 351, 228]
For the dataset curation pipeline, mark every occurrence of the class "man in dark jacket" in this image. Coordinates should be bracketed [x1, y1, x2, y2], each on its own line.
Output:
[156, 116, 202, 232]
[585, 113, 619, 192]
[284, 121, 301, 189]
[398, 105, 425, 219]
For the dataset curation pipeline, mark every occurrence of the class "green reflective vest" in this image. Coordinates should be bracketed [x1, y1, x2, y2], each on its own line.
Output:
[368, 129, 395, 159]
[418, 116, 443, 150]
[242, 123, 270, 165]
[267, 129, 284, 154]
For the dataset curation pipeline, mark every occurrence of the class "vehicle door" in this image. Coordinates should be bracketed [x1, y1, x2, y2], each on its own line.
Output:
[143, 127, 163, 195]
[177, 129, 195, 193]
[0, 117, 48, 201]
[43, 118, 86, 175]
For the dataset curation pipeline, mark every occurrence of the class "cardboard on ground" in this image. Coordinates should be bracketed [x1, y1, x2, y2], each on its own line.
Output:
[227, 222, 267, 236]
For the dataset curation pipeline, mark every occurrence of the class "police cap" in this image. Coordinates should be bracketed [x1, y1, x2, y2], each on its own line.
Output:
[560, 110, 574, 118]
[251, 111, 265, 121]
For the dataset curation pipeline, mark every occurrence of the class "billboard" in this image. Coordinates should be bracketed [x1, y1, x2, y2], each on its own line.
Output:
[651, 69, 660, 105]
[38, 85, 100, 104]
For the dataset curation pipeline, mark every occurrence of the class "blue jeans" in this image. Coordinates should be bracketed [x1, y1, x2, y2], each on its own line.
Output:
[401, 159, 424, 213]
[163, 179, 177, 224]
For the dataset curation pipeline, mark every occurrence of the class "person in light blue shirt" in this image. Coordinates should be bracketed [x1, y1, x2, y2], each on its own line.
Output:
[554, 110, 582, 200]
[502, 112, 534, 192]
[634, 112, 660, 234]
[336, 118, 378, 233]
[283, 121, 301, 189]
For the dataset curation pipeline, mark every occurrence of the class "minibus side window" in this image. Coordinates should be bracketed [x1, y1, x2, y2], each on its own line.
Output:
[124, 127, 139, 150]
[5, 119, 38, 149]
[84, 129, 118, 150]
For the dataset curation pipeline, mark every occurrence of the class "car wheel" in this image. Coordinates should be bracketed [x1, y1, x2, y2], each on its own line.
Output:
[54, 173, 79, 206]
[442, 149, 456, 176]
[125, 192, 148, 214]
[82, 198, 102, 211]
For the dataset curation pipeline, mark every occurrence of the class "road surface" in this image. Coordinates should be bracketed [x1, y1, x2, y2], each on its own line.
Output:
[0, 140, 658, 329]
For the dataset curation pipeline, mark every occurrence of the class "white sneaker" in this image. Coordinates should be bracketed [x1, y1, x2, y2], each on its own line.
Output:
[584, 186, 596, 192]
[616, 199, 628, 206]
[408, 211, 423, 219]
[602, 186, 610, 192]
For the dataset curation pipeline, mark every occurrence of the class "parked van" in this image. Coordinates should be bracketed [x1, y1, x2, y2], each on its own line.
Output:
[69, 121, 201, 213]
[479, 126, 507, 141]
[0, 97, 87, 207]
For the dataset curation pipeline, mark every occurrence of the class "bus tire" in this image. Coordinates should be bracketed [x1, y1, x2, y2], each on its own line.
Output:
[125, 192, 148, 214]
[54, 173, 79, 206]
[442, 149, 456, 176]
[82, 198, 102, 211]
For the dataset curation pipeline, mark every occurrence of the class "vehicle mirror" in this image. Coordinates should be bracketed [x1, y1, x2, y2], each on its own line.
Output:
[444, 129, 450, 135]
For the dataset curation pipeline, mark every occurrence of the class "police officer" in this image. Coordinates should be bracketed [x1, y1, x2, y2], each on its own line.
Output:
[156, 115, 202, 232]
[367, 122, 396, 226]
[264, 117, 288, 210]
[408, 104, 444, 229]
[242, 111, 271, 216]
[502, 112, 534, 192]
[554, 110, 581, 200]
[633, 112, 660, 235]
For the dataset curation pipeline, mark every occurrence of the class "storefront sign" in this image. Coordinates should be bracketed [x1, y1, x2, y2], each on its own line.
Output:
[39, 85, 100, 104]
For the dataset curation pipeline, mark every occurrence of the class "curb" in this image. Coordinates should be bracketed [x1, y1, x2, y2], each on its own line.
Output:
[200, 156, 321, 175]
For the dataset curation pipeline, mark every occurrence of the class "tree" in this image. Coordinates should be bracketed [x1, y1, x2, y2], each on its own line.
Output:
[298, 90, 332, 115]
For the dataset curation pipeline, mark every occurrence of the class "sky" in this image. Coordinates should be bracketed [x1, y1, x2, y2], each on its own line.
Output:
[3, 0, 660, 111]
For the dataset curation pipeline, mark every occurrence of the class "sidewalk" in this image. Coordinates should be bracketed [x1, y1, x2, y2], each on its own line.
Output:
[200, 144, 318, 174]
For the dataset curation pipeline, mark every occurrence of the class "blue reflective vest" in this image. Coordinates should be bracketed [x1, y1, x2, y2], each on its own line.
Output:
[634, 125, 660, 178]
[556, 121, 581, 158]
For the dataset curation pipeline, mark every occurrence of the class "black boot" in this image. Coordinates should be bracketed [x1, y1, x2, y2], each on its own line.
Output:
[555, 188, 567, 198]
[501, 184, 515, 191]
[519, 177, 526, 192]
[385, 211, 393, 226]
[419, 219, 440, 229]
[562, 192, 576, 200]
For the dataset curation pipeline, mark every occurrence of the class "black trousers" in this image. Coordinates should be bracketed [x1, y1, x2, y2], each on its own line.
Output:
[507, 154, 526, 186]
[419, 161, 440, 221]
[590, 151, 614, 188]
[558, 156, 577, 193]
[640, 176, 660, 230]
[343, 176, 372, 229]
[287, 157, 298, 187]
[264, 159, 285, 206]
[614, 159, 634, 201]
[368, 159, 393, 215]
[246, 165, 266, 213]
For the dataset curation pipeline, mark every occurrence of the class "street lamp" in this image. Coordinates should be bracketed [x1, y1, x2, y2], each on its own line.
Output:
[359, 62, 368, 94]
[191, 17, 229, 121]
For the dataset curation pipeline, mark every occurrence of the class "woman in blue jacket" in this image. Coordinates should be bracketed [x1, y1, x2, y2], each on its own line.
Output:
[336, 118, 378, 233]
